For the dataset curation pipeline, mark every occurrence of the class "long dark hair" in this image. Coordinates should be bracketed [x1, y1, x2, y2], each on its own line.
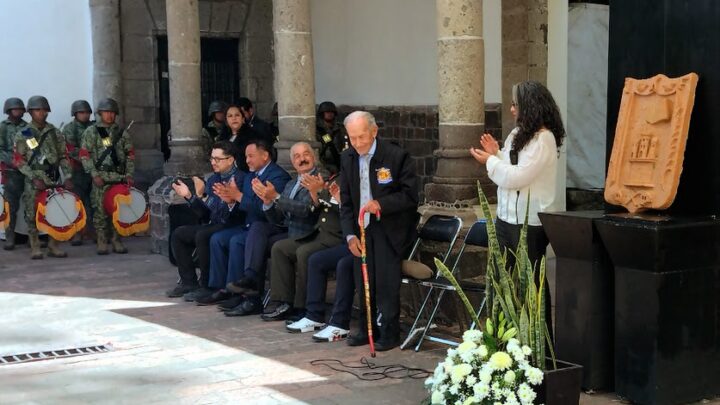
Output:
[511, 81, 566, 153]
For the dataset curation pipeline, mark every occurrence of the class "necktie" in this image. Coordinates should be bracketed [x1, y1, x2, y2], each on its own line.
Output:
[359, 154, 371, 228]
[289, 176, 302, 199]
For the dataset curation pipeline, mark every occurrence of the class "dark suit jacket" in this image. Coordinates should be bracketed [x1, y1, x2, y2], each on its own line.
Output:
[339, 139, 419, 255]
[265, 168, 321, 239]
[234, 161, 291, 226]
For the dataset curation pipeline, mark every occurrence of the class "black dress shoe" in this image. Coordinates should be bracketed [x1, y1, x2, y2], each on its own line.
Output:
[166, 284, 198, 298]
[261, 302, 292, 321]
[224, 299, 261, 317]
[184, 287, 213, 302]
[374, 335, 400, 352]
[195, 290, 230, 305]
[347, 332, 369, 347]
[218, 294, 245, 311]
[226, 276, 258, 294]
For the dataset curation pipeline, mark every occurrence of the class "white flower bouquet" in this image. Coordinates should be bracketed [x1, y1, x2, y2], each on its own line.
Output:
[424, 183, 556, 404]
[425, 319, 544, 404]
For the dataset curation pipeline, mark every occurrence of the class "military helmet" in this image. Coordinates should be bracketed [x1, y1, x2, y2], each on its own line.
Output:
[3, 97, 25, 114]
[317, 101, 338, 115]
[27, 95, 51, 112]
[71, 100, 92, 115]
[208, 100, 228, 116]
[96, 98, 120, 113]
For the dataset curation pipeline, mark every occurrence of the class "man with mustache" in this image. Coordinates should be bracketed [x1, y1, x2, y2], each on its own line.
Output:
[241, 142, 328, 321]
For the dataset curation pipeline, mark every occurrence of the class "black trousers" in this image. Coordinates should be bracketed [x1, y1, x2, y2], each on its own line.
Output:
[495, 219, 553, 338]
[353, 223, 402, 339]
[171, 223, 224, 287]
[305, 244, 355, 329]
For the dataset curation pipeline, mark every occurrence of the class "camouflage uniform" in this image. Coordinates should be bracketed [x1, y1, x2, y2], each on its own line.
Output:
[0, 104, 28, 249]
[62, 117, 94, 240]
[201, 120, 225, 157]
[14, 120, 72, 259]
[79, 107, 135, 254]
[201, 101, 227, 157]
[315, 102, 348, 174]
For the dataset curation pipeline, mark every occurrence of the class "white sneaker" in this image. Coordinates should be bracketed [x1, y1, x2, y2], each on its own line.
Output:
[312, 325, 349, 342]
[286, 317, 326, 333]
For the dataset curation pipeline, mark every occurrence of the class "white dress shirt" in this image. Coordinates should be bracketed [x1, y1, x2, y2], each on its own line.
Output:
[485, 128, 558, 226]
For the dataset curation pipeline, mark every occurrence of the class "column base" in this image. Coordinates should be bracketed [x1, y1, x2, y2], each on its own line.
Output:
[147, 175, 189, 256]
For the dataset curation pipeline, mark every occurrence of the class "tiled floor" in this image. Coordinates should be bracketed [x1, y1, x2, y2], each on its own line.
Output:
[0, 237, 716, 404]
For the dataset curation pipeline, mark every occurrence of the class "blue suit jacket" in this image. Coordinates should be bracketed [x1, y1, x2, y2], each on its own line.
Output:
[236, 161, 291, 226]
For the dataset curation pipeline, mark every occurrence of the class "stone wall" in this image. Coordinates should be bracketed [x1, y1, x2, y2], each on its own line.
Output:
[119, 0, 274, 190]
[335, 104, 502, 202]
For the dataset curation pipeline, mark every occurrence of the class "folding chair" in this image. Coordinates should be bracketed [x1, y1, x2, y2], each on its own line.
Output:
[401, 219, 489, 352]
[400, 215, 463, 344]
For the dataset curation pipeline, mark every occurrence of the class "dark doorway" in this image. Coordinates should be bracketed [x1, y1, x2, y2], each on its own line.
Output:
[157, 37, 240, 160]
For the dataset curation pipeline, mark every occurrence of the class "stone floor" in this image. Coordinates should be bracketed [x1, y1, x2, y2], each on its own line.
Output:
[0, 236, 716, 404]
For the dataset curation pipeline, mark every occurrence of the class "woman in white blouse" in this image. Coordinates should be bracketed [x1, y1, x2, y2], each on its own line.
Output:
[470, 81, 565, 332]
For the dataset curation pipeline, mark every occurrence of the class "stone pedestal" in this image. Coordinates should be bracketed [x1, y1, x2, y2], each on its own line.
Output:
[595, 214, 720, 405]
[423, 0, 485, 225]
[273, 0, 317, 169]
[539, 210, 614, 391]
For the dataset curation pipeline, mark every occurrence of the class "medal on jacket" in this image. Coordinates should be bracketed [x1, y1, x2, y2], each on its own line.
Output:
[102, 137, 112, 147]
[376, 167, 393, 184]
[26, 138, 39, 149]
[322, 134, 332, 144]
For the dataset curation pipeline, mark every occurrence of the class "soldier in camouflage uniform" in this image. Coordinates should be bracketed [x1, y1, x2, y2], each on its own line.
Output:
[14, 96, 74, 259]
[201, 100, 227, 157]
[0, 97, 28, 250]
[315, 101, 348, 174]
[79, 98, 134, 255]
[62, 100, 94, 246]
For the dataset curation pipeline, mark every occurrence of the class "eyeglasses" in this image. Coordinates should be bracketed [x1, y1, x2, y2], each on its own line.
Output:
[209, 156, 232, 163]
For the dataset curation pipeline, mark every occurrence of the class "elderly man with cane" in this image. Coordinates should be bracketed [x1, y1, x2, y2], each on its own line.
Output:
[339, 111, 419, 352]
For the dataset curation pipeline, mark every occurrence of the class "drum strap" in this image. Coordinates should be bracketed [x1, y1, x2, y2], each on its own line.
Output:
[28, 130, 52, 166]
[95, 127, 123, 171]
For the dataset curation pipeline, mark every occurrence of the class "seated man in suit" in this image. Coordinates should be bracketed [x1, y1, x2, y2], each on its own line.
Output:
[199, 139, 290, 307]
[282, 180, 355, 340]
[166, 141, 245, 298]
[245, 142, 328, 321]
[340, 111, 419, 351]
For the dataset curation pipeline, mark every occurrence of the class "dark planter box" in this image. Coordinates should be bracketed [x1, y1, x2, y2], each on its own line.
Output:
[536, 359, 583, 405]
[539, 211, 614, 390]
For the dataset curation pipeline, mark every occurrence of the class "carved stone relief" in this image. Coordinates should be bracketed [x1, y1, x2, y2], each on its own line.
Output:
[605, 73, 699, 213]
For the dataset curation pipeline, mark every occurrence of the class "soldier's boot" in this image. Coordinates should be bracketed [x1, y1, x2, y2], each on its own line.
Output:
[96, 232, 110, 255]
[111, 231, 128, 254]
[29, 233, 43, 260]
[3, 230, 15, 251]
[47, 238, 68, 258]
[40, 236, 48, 248]
[70, 232, 83, 246]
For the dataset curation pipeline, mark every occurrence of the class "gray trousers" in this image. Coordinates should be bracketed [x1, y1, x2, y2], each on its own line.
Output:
[269, 231, 342, 308]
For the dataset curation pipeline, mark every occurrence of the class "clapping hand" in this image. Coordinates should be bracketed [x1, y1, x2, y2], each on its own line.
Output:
[328, 181, 341, 203]
[470, 133, 499, 165]
[252, 177, 278, 205]
[172, 179, 191, 199]
[192, 176, 205, 197]
[300, 173, 325, 194]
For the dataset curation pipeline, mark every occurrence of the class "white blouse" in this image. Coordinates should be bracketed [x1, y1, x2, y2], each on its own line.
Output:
[485, 128, 559, 226]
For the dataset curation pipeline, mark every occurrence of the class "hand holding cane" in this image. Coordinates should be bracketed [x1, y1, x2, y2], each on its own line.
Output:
[358, 206, 381, 357]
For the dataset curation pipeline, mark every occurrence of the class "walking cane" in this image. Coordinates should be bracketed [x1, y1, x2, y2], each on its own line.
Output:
[358, 206, 380, 357]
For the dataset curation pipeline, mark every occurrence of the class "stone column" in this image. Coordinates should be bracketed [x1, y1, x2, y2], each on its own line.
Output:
[272, 0, 317, 169]
[148, 0, 205, 256]
[424, 0, 486, 222]
[89, 0, 123, 118]
[163, 0, 206, 176]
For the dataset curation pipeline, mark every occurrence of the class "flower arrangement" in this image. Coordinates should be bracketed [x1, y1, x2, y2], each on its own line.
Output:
[425, 317, 544, 404]
[424, 183, 555, 404]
